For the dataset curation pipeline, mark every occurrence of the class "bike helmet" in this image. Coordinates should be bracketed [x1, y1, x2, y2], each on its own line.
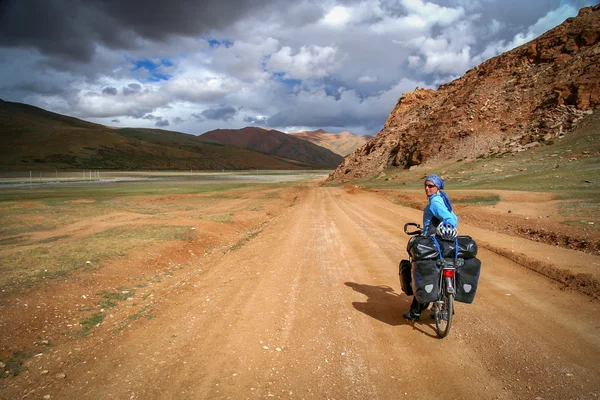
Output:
[436, 222, 457, 240]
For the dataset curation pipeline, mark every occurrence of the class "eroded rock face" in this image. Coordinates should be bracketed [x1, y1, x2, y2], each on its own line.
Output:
[328, 5, 600, 182]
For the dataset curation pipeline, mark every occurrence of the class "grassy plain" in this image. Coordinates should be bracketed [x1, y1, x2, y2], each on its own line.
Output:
[0, 171, 327, 292]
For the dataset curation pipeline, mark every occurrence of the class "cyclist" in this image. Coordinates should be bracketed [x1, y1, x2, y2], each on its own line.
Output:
[403, 174, 458, 322]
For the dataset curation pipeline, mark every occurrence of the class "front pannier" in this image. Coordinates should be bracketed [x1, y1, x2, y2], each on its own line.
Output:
[411, 260, 440, 303]
[406, 236, 439, 260]
[399, 259, 413, 295]
[455, 257, 482, 304]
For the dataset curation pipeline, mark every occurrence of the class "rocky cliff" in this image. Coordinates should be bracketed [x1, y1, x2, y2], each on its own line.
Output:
[328, 5, 600, 182]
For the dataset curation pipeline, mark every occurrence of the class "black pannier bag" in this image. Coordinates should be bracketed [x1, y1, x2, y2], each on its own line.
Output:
[455, 257, 482, 304]
[444, 236, 478, 259]
[411, 259, 440, 303]
[407, 236, 478, 260]
[398, 259, 413, 295]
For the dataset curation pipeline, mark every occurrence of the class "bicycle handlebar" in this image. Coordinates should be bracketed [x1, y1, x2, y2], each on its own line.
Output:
[404, 222, 423, 236]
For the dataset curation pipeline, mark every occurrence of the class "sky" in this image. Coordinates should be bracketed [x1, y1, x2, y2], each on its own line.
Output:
[0, 0, 596, 137]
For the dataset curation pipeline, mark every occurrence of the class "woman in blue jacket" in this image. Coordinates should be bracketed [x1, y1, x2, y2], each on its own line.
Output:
[403, 174, 458, 322]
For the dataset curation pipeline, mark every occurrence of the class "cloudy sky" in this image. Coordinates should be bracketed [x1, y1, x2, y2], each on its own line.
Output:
[0, 0, 595, 136]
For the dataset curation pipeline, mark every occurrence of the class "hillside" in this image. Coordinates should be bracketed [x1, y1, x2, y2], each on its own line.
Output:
[290, 129, 373, 157]
[0, 100, 326, 170]
[328, 5, 600, 182]
[200, 127, 344, 168]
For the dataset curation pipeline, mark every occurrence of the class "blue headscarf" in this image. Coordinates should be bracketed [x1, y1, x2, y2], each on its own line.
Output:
[426, 174, 453, 212]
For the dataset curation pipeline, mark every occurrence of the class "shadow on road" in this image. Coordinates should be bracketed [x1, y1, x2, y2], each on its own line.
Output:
[344, 282, 411, 326]
[345, 282, 439, 337]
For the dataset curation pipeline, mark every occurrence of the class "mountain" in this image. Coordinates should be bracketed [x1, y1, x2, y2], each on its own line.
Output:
[200, 127, 344, 168]
[0, 100, 325, 170]
[290, 129, 373, 157]
[328, 5, 600, 182]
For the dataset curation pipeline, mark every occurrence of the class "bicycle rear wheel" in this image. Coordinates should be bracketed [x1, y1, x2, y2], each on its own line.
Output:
[434, 293, 453, 338]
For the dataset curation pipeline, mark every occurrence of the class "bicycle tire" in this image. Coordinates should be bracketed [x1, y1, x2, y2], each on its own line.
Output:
[435, 293, 453, 338]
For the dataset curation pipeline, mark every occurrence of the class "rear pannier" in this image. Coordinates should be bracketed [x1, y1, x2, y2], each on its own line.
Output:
[407, 236, 478, 260]
[411, 259, 440, 303]
[455, 257, 482, 304]
[399, 259, 413, 295]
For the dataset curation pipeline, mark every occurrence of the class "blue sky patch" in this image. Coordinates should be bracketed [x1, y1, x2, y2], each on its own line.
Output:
[129, 58, 173, 82]
[207, 38, 233, 48]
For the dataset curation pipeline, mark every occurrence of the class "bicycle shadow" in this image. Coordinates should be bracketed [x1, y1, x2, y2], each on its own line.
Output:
[344, 282, 438, 338]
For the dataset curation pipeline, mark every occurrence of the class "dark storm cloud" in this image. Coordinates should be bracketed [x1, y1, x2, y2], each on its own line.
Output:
[199, 104, 238, 121]
[123, 83, 142, 96]
[0, 0, 283, 62]
[5, 80, 66, 96]
[155, 119, 169, 127]
[102, 87, 117, 95]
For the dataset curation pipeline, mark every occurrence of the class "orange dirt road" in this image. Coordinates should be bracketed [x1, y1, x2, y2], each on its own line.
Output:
[2, 185, 599, 399]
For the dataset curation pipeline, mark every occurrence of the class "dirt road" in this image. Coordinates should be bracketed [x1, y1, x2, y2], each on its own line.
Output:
[2, 184, 599, 399]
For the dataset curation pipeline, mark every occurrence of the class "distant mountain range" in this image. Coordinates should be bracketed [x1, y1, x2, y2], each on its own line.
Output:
[290, 129, 373, 157]
[200, 127, 344, 169]
[0, 100, 357, 171]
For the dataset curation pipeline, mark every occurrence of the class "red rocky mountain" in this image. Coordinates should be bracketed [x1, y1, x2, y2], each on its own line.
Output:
[328, 5, 600, 182]
[290, 129, 373, 157]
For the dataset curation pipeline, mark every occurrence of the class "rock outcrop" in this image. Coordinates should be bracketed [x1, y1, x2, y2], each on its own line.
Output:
[328, 5, 600, 182]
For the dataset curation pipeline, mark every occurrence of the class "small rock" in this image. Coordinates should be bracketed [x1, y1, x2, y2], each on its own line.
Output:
[43, 396, 51, 400]
[54, 372, 66, 379]
[41, 370, 49, 375]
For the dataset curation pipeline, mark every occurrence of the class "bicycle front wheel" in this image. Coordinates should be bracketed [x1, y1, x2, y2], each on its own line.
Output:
[435, 293, 453, 338]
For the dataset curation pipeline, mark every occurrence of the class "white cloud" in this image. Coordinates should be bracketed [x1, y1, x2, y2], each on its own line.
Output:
[322, 6, 353, 28]
[401, 0, 465, 27]
[499, 4, 580, 53]
[358, 75, 378, 83]
[266, 44, 341, 80]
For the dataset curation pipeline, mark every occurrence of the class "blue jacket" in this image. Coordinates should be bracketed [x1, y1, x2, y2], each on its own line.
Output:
[423, 192, 458, 236]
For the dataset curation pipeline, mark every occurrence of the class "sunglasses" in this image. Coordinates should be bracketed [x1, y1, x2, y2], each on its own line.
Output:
[424, 184, 437, 188]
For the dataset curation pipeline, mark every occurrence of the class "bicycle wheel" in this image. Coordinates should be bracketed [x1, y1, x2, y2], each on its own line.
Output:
[434, 293, 453, 338]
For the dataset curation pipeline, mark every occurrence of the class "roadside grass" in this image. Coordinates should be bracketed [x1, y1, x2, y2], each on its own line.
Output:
[78, 289, 138, 336]
[79, 313, 106, 336]
[225, 231, 260, 254]
[0, 350, 35, 379]
[453, 195, 501, 205]
[0, 225, 194, 291]
[114, 304, 155, 335]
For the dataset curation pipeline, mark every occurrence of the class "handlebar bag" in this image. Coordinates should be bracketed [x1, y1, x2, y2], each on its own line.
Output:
[398, 259, 413, 295]
[411, 259, 440, 303]
[455, 257, 482, 304]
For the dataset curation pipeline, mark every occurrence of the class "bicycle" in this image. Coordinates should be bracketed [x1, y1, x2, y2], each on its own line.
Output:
[403, 222, 457, 338]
